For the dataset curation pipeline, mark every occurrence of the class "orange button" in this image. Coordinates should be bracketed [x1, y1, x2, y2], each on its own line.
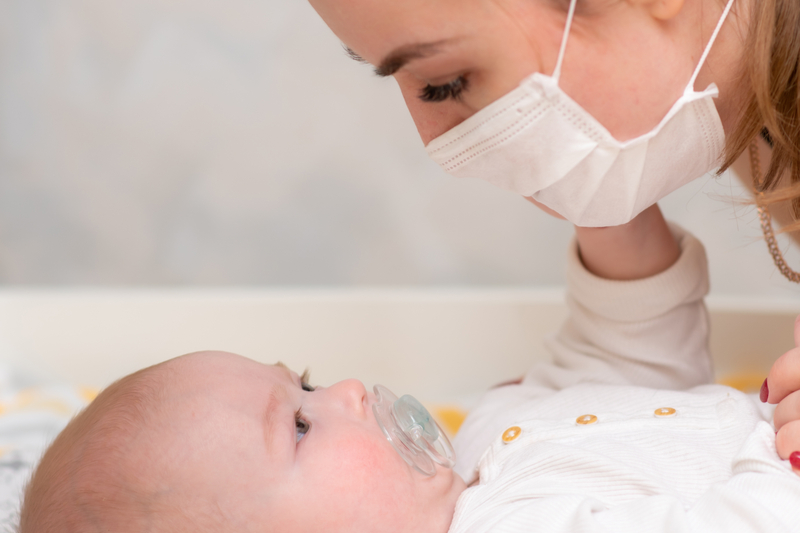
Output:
[576, 414, 598, 425]
[654, 407, 677, 417]
[502, 426, 522, 443]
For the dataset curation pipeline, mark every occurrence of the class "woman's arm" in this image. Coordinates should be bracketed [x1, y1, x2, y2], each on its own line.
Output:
[574, 203, 680, 281]
[532, 218, 714, 390]
[525, 197, 681, 280]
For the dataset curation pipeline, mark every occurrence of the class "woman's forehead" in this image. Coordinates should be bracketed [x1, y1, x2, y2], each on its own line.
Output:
[309, 0, 493, 61]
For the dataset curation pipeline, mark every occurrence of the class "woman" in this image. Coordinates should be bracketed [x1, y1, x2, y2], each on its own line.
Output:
[309, 0, 800, 281]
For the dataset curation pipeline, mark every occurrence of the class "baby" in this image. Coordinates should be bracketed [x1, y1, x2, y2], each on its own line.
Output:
[18, 206, 800, 532]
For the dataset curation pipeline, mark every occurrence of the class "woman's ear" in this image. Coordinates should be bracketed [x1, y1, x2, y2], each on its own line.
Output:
[627, 0, 686, 20]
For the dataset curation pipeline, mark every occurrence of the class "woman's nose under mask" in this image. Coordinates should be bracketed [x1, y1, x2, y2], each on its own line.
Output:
[426, 0, 735, 227]
[372, 384, 455, 476]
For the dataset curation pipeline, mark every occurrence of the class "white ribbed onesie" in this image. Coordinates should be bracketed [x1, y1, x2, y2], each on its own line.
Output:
[449, 226, 800, 532]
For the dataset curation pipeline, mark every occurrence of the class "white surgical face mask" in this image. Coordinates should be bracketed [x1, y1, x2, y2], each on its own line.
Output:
[425, 0, 735, 227]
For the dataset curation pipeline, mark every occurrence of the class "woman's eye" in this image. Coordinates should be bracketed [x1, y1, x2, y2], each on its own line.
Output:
[295, 410, 310, 443]
[419, 75, 469, 103]
[301, 381, 315, 392]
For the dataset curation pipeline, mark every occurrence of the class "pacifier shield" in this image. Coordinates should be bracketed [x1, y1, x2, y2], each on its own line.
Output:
[372, 384, 456, 476]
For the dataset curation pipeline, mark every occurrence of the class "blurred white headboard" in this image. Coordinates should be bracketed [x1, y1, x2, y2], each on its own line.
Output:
[0, 289, 795, 402]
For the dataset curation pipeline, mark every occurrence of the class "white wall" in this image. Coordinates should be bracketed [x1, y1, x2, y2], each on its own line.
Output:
[0, 289, 794, 396]
[0, 0, 799, 297]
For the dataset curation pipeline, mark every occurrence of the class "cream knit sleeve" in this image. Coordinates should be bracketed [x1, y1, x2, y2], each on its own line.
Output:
[528, 223, 714, 390]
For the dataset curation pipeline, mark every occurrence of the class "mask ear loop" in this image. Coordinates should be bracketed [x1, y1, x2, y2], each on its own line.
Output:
[685, 0, 736, 94]
[555, 0, 735, 91]
[551, 0, 578, 83]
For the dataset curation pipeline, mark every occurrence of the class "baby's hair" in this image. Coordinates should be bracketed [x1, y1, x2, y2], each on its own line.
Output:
[18, 360, 225, 533]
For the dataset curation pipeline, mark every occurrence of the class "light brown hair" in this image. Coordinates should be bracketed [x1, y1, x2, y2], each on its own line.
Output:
[720, 0, 800, 233]
[18, 366, 168, 532]
[17, 363, 223, 533]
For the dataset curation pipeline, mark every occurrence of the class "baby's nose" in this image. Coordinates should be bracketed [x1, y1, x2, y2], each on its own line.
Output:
[328, 379, 368, 417]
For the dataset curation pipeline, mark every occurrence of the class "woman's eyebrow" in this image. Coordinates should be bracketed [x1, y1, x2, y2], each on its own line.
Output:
[345, 40, 453, 78]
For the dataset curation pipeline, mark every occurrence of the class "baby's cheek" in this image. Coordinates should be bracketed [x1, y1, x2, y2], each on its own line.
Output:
[331, 432, 400, 475]
[298, 432, 417, 529]
[339, 434, 416, 514]
[330, 432, 415, 496]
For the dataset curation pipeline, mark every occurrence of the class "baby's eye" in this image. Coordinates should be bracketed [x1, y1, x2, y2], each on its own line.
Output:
[295, 409, 310, 443]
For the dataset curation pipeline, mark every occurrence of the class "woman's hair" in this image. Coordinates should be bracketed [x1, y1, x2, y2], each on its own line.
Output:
[720, 0, 800, 233]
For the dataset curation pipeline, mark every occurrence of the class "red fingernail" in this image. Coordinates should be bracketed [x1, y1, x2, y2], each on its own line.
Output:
[760, 379, 769, 403]
[790, 452, 800, 470]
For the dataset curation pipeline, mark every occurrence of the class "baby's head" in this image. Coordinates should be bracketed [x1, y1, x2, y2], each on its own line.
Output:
[20, 351, 465, 532]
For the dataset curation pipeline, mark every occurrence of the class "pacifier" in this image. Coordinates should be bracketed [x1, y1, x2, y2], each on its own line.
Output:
[372, 384, 456, 476]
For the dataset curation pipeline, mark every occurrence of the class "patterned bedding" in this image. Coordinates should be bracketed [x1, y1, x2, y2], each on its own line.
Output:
[0, 375, 91, 531]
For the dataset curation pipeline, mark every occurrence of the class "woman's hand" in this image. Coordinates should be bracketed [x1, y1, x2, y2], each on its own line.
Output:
[763, 315, 800, 473]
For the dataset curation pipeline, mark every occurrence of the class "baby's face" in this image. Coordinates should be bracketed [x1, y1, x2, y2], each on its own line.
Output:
[134, 352, 465, 533]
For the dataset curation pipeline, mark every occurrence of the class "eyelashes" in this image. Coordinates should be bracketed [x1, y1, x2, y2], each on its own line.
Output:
[419, 75, 469, 103]
[295, 408, 310, 443]
[296, 369, 314, 443]
[300, 369, 315, 392]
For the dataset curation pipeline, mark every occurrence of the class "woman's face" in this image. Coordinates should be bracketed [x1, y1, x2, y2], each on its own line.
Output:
[308, 0, 745, 145]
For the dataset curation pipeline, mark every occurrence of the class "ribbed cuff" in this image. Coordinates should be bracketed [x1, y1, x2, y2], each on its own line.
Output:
[566, 223, 709, 322]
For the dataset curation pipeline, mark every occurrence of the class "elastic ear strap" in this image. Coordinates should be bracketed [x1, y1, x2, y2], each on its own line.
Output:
[686, 0, 736, 92]
[552, 0, 578, 82]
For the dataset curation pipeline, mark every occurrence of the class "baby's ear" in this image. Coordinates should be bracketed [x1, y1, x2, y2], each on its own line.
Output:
[794, 315, 800, 347]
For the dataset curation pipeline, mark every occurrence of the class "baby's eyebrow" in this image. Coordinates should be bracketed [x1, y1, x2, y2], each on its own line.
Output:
[263, 383, 289, 454]
[273, 361, 295, 382]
